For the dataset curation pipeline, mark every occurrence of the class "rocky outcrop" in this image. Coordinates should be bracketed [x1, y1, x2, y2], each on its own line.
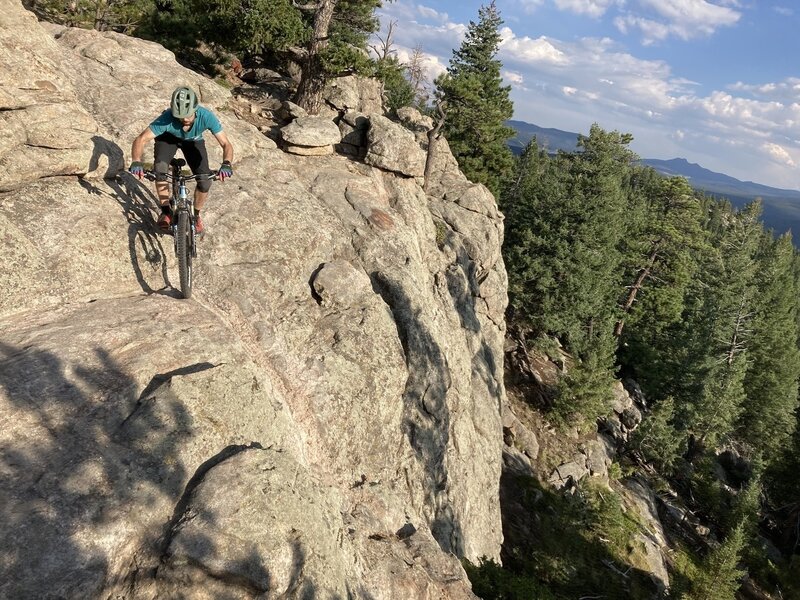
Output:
[600, 380, 644, 444]
[324, 75, 384, 115]
[364, 114, 427, 178]
[0, 2, 507, 598]
[622, 479, 671, 594]
[281, 116, 341, 155]
[338, 111, 370, 156]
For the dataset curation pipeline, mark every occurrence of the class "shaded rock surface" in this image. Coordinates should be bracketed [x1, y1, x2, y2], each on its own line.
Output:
[0, 2, 507, 598]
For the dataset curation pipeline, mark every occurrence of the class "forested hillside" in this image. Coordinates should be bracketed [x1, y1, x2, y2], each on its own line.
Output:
[436, 4, 800, 599]
[508, 119, 800, 241]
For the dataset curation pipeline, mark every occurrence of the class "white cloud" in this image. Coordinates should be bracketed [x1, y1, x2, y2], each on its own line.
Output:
[393, 45, 447, 81]
[376, 1, 466, 60]
[417, 5, 449, 23]
[773, 6, 794, 16]
[519, 0, 546, 13]
[499, 28, 570, 65]
[615, 0, 741, 43]
[614, 15, 672, 44]
[503, 70, 525, 86]
[554, 0, 619, 18]
[763, 142, 796, 167]
[728, 77, 800, 104]
[378, 0, 800, 188]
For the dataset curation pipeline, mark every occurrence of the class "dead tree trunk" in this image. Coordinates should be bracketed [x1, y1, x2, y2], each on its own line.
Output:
[614, 239, 662, 337]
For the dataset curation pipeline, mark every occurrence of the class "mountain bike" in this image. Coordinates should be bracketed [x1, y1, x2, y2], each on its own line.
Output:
[145, 158, 217, 300]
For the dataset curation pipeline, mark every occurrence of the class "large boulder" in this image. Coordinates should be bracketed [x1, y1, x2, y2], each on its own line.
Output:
[364, 114, 426, 177]
[281, 116, 341, 147]
[621, 478, 671, 594]
[324, 75, 384, 114]
[548, 455, 589, 489]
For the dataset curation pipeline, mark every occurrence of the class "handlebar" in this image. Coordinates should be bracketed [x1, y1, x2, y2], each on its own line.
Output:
[143, 170, 219, 182]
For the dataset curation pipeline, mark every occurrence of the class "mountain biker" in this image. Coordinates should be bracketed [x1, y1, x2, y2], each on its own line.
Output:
[129, 86, 234, 237]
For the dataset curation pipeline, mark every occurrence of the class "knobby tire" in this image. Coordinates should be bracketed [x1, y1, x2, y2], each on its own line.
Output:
[176, 211, 192, 299]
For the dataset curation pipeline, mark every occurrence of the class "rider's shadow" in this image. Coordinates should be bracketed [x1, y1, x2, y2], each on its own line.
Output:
[83, 136, 179, 297]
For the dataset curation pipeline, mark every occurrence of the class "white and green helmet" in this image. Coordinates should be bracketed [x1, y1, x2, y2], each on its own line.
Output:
[170, 86, 198, 119]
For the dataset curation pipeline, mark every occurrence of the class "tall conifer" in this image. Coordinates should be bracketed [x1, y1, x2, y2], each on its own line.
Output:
[739, 232, 800, 463]
[688, 202, 762, 449]
[435, 1, 514, 198]
[682, 523, 746, 600]
[502, 126, 636, 420]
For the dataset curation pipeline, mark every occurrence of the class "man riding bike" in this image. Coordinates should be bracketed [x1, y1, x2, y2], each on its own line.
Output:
[129, 86, 234, 236]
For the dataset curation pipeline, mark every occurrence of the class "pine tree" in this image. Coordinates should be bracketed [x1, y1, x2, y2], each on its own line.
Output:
[689, 201, 762, 449]
[502, 126, 637, 420]
[192, 0, 307, 55]
[375, 56, 415, 110]
[26, 0, 153, 32]
[618, 175, 707, 402]
[369, 20, 415, 110]
[682, 523, 746, 600]
[631, 396, 685, 473]
[435, 1, 514, 198]
[739, 232, 800, 464]
[294, 0, 382, 113]
[616, 174, 704, 338]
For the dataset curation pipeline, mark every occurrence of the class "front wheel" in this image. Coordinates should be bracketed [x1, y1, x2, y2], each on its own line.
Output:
[176, 211, 192, 299]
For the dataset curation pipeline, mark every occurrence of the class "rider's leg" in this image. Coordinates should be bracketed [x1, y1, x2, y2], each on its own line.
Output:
[155, 181, 170, 204]
[184, 140, 211, 226]
[195, 189, 209, 211]
[153, 135, 180, 231]
[153, 135, 180, 210]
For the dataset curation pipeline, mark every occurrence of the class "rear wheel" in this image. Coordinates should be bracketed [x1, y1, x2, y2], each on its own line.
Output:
[176, 211, 192, 299]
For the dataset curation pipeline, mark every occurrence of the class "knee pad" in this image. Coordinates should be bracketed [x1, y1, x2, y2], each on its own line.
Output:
[196, 177, 212, 193]
[154, 161, 170, 181]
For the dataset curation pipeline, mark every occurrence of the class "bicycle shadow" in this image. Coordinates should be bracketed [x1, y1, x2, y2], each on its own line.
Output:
[83, 136, 179, 298]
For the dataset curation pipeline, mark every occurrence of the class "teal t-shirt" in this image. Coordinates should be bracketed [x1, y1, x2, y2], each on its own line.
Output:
[149, 106, 223, 141]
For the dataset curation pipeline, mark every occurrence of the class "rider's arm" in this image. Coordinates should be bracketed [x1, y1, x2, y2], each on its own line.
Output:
[213, 131, 234, 163]
[131, 127, 156, 162]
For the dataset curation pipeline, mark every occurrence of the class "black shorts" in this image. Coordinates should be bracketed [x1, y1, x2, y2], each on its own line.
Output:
[154, 133, 212, 192]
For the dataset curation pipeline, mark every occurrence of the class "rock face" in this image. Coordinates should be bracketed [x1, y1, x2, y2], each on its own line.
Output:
[601, 380, 644, 444]
[0, 2, 507, 598]
[621, 479, 671, 593]
[324, 75, 384, 114]
[365, 114, 427, 177]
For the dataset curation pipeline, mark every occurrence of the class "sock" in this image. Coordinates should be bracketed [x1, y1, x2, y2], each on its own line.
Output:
[161, 204, 170, 214]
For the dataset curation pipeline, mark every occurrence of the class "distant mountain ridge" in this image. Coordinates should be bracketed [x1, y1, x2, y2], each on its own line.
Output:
[506, 120, 800, 239]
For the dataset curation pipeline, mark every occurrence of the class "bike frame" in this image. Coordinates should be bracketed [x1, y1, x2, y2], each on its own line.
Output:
[169, 162, 197, 258]
[142, 161, 217, 299]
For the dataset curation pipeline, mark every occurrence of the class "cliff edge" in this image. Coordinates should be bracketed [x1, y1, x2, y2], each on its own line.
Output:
[0, 1, 508, 598]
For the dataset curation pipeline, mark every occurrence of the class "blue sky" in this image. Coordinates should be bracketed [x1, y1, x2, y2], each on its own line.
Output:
[376, 1, 800, 190]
